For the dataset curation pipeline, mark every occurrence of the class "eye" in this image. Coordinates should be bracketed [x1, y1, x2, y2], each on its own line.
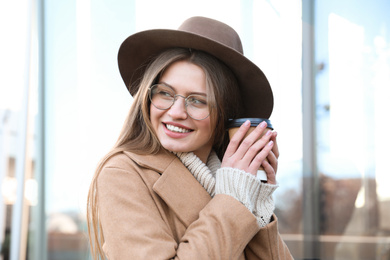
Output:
[158, 90, 173, 97]
[187, 95, 207, 107]
[153, 85, 174, 99]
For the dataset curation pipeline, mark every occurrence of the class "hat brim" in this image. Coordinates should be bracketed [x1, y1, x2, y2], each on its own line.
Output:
[118, 29, 273, 118]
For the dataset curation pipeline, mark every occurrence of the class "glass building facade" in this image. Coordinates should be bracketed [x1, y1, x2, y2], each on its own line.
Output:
[0, 0, 389, 259]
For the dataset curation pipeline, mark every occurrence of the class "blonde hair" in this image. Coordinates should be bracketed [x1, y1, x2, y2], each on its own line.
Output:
[87, 48, 242, 259]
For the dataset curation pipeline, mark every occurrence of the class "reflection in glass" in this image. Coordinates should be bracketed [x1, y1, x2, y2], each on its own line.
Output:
[315, 6, 390, 259]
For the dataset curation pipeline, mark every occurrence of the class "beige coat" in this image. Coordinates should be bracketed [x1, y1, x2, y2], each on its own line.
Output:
[98, 149, 293, 259]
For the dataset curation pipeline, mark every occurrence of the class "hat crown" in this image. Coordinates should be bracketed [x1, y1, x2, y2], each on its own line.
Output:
[178, 17, 243, 54]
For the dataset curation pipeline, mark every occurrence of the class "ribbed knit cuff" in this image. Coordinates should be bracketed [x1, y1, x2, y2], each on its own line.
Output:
[255, 183, 278, 227]
[215, 167, 278, 227]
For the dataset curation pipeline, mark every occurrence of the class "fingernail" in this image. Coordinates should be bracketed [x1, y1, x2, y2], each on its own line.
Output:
[244, 120, 250, 126]
[260, 121, 267, 127]
[266, 130, 272, 136]
[268, 140, 274, 146]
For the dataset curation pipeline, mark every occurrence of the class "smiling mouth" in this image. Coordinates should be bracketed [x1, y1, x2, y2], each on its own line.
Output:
[165, 124, 192, 133]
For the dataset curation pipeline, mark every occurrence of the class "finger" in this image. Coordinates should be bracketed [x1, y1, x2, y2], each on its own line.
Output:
[270, 131, 279, 158]
[266, 150, 278, 174]
[241, 128, 273, 165]
[261, 159, 276, 185]
[247, 140, 274, 174]
[235, 121, 269, 157]
[224, 120, 251, 158]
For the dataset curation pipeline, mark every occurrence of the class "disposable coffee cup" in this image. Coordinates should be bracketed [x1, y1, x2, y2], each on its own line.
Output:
[227, 118, 273, 182]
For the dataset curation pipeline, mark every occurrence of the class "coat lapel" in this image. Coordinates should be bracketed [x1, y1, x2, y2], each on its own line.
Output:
[124, 150, 212, 227]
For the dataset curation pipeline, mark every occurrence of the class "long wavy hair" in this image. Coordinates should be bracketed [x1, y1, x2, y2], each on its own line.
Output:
[87, 47, 242, 259]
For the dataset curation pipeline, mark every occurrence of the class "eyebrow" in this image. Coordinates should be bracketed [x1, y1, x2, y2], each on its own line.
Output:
[159, 81, 208, 96]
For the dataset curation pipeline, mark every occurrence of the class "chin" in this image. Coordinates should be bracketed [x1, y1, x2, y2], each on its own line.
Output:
[161, 143, 190, 153]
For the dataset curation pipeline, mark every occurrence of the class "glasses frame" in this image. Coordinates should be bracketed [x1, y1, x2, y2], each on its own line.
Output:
[148, 84, 211, 121]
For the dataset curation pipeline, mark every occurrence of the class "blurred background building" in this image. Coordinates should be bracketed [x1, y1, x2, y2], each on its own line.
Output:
[0, 0, 389, 259]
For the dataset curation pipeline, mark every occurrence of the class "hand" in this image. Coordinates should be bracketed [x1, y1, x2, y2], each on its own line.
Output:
[222, 120, 275, 182]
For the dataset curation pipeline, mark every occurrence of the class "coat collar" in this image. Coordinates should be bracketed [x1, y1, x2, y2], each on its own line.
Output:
[123, 149, 212, 227]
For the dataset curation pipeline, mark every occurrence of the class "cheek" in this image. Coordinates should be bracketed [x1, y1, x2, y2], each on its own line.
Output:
[199, 117, 216, 140]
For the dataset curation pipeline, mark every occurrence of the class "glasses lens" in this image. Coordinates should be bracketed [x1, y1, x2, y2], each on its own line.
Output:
[149, 84, 210, 120]
[186, 95, 210, 120]
[149, 84, 175, 110]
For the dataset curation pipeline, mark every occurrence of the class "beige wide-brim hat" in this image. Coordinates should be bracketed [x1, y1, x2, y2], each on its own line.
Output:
[118, 16, 273, 118]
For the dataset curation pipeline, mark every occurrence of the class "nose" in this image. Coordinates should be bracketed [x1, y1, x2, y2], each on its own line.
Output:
[167, 96, 188, 119]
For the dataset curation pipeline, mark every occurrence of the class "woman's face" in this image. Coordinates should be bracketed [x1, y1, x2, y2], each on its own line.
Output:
[150, 60, 215, 162]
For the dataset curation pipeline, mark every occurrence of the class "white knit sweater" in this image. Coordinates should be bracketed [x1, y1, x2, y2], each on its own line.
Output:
[174, 151, 278, 227]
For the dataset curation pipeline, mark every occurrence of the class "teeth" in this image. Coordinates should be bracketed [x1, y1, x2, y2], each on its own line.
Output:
[166, 124, 190, 133]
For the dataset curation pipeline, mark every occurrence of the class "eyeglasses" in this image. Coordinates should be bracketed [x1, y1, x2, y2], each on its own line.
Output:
[148, 84, 211, 120]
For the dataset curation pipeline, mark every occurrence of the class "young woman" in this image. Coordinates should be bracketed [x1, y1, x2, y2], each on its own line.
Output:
[87, 17, 293, 259]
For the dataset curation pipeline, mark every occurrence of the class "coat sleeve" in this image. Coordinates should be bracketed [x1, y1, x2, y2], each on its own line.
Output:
[244, 215, 294, 260]
[97, 161, 261, 260]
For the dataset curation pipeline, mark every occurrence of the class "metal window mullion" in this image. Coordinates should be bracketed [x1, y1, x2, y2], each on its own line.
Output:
[302, 0, 321, 258]
[30, 0, 47, 259]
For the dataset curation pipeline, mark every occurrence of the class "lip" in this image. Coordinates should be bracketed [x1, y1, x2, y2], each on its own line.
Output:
[162, 122, 193, 138]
